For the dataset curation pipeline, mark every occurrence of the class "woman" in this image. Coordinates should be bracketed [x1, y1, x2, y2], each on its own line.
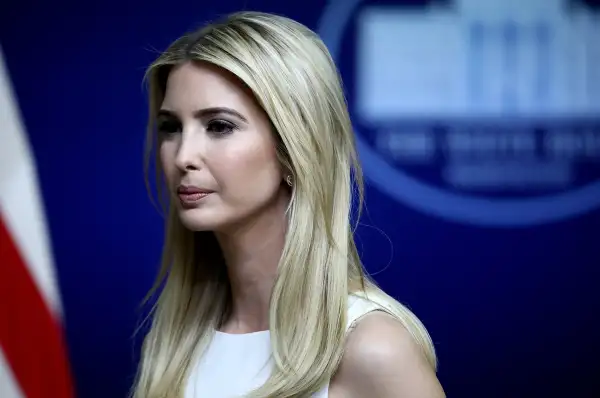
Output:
[133, 11, 445, 398]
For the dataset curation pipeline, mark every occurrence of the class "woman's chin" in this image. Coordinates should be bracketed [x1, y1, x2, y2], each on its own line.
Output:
[177, 208, 216, 232]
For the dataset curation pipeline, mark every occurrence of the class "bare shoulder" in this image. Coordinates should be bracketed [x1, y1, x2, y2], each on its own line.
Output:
[329, 311, 445, 398]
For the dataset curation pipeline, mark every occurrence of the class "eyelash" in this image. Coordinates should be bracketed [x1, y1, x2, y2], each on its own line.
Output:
[157, 119, 238, 137]
[207, 119, 237, 136]
[157, 120, 181, 135]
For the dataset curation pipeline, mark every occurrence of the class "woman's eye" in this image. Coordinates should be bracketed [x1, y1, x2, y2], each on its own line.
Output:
[207, 120, 237, 136]
[157, 119, 181, 135]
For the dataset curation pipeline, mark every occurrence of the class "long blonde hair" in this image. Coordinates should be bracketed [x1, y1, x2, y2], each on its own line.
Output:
[133, 11, 437, 398]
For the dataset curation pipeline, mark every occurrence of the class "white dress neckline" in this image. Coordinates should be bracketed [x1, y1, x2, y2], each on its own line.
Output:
[184, 294, 384, 398]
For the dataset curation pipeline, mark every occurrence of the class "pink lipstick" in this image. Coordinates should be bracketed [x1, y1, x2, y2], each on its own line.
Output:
[177, 185, 213, 206]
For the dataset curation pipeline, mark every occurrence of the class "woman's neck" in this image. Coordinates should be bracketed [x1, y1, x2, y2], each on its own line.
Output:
[215, 195, 289, 334]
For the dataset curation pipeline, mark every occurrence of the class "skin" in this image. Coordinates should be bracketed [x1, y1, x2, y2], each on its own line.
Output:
[328, 311, 446, 397]
[158, 61, 445, 397]
[159, 61, 288, 333]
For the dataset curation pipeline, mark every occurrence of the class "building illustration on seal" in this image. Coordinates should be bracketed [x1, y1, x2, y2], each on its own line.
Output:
[318, 0, 600, 226]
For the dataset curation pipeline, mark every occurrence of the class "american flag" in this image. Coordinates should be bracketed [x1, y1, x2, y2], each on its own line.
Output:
[0, 47, 75, 398]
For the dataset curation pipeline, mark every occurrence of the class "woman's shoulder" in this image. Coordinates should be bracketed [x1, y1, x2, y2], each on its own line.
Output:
[329, 294, 445, 398]
[331, 311, 445, 398]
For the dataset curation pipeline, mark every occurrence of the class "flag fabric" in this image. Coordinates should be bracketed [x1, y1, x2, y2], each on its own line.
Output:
[0, 47, 75, 398]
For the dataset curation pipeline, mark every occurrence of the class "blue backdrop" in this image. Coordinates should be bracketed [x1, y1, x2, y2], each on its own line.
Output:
[1, 0, 599, 397]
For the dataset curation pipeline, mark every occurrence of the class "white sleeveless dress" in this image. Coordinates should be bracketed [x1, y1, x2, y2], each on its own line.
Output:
[184, 294, 385, 398]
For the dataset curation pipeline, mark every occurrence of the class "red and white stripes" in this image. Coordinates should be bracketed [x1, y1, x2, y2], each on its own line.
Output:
[0, 47, 75, 398]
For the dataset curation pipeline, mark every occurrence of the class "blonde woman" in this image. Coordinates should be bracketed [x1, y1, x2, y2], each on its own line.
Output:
[133, 11, 445, 398]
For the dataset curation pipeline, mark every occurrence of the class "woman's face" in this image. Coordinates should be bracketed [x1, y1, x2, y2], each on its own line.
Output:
[158, 61, 286, 232]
